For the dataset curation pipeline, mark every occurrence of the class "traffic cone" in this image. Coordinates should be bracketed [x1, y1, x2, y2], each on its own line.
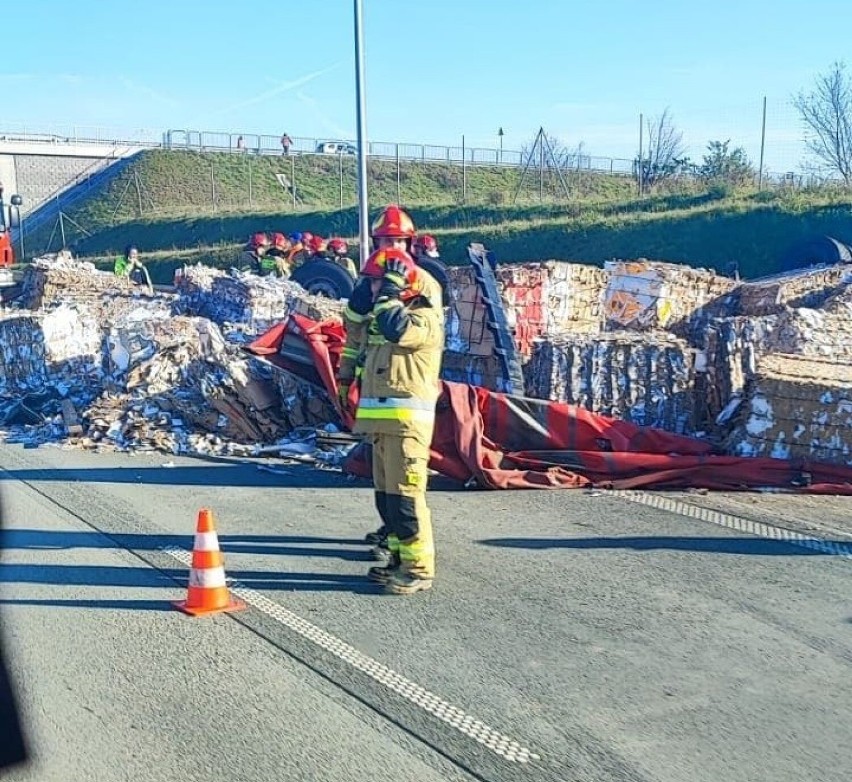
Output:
[173, 508, 246, 617]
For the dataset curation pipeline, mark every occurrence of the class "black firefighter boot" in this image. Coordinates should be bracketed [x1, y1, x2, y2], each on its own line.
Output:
[367, 551, 400, 585]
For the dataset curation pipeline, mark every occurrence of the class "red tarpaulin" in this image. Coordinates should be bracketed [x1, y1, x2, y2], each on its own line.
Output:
[246, 316, 852, 495]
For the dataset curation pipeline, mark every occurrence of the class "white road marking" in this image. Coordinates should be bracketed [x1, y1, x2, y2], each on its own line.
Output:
[162, 546, 540, 765]
[611, 491, 852, 560]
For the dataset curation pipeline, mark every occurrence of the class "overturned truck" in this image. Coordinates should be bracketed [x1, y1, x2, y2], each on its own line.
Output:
[246, 246, 852, 494]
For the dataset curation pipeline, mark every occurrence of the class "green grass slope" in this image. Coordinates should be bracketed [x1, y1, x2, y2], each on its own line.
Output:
[23, 149, 852, 285]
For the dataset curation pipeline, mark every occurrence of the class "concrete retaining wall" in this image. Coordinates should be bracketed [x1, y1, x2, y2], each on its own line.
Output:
[8, 155, 106, 214]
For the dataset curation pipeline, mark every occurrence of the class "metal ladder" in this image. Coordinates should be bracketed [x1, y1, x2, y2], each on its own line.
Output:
[465, 242, 525, 395]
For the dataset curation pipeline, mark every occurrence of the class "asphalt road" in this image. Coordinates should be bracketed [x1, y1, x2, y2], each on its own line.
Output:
[0, 441, 849, 782]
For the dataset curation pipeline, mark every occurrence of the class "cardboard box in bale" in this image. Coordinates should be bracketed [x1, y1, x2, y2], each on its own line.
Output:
[526, 330, 699, 434]
[723, 354, 852, 467]
[602, 259, 737, 342]
[736, 264, 852, 317]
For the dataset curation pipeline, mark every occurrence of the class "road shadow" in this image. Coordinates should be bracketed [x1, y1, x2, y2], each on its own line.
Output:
[0, 562, 382, 598]
[478, 536, 841, 556]
[0, 598, 174, 611]
[1, 529, 370, 560]
[0, 463, 350, 489]
[0, 462, 466, 492]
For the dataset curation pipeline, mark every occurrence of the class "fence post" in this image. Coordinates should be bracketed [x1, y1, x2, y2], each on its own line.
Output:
[638, 113, 644, 196]
[396, 144, 401, 204]
[134, 170, 143, 216]
[758, 95, 767, 190]
[248, 156, 253, 208]
[291, 156, 296, 208]
[339, 151, 344, 208]
[462, 135, 467, 203]
[211, 162, 216, 212]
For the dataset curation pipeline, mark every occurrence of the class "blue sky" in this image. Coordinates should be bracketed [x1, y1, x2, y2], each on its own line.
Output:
[4, 0, 849, 172]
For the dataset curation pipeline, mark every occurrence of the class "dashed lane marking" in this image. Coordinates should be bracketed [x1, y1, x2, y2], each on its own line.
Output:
[610, 491, 852, 560]
[162, 546, 540, 765]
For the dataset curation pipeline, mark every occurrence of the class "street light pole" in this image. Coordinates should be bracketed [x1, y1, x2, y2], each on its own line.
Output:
[354, 0, 370, 270]
[498, 127, 504, 164]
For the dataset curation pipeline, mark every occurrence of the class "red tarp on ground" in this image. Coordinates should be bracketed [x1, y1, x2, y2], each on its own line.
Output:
[246, 315, 852, 494]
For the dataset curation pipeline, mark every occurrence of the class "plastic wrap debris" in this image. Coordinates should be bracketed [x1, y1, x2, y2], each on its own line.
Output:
[253, 426, 359, 469]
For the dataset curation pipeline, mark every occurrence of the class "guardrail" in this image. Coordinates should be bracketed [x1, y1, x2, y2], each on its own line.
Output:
[161, 129, 637, 175]
[1, 125, 831, 188]
[0, 124, 638, 176]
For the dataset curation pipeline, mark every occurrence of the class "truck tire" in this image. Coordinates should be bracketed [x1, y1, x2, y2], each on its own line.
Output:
[778, 235, 852, 273]
[415, 257, 450, 306]
[290, 259, 355, 300]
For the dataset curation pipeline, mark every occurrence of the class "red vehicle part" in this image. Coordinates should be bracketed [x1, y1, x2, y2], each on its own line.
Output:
[0, 187, 22, 268]
[246, 315, 852, 494]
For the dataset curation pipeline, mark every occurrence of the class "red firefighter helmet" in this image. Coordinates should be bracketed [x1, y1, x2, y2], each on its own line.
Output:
[413, 234, 439, 258]
[271, 232, 289, 250]
[307, 234, 326, 254]
[371, 204, 416, 240]
[249, 232, 269, 249]
[327, 237, 348, 256]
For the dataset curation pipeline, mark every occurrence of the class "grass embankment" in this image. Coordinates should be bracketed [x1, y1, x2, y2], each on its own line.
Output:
[25, 149, 852, 285]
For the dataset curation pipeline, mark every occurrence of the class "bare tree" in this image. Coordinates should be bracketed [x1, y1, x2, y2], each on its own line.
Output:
[637, 108, 689, 191]
[794, 61, 852, 185]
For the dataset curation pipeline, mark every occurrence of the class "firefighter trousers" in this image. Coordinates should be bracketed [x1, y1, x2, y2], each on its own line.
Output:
[371, 433, 435, 578]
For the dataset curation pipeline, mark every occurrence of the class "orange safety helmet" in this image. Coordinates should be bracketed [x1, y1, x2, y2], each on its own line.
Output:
[327, 237, 348, 256]
[371, 204, 416, 240]
[271, 232, 289, 250]
[249, 232, 269, 250]
[413, 234, 439, 258]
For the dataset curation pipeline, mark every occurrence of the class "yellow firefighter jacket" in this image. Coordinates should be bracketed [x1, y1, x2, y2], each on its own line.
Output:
[340, 269, 444, 438]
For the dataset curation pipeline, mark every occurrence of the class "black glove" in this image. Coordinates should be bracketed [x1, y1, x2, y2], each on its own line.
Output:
[346, 276, 374, 315]
[376, 255, 409, 301]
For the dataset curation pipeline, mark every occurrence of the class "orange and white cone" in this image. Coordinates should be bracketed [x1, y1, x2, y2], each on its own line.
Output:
[173, 508, 245, 617]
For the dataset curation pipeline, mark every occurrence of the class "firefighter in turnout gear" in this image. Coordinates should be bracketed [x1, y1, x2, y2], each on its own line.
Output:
[266, 232, 293, 278]
[344, 204, 420, 552]
[338, 245, 444, 594]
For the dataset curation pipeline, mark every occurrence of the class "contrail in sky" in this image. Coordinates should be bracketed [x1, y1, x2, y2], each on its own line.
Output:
[202, 62, 344, 120]
[296, 90, 351, 139]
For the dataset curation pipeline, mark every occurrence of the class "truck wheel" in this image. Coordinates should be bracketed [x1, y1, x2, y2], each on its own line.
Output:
[415, 257, 450, 306]
[290, 259, 355, 300]
[778, 235, 852, 273]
